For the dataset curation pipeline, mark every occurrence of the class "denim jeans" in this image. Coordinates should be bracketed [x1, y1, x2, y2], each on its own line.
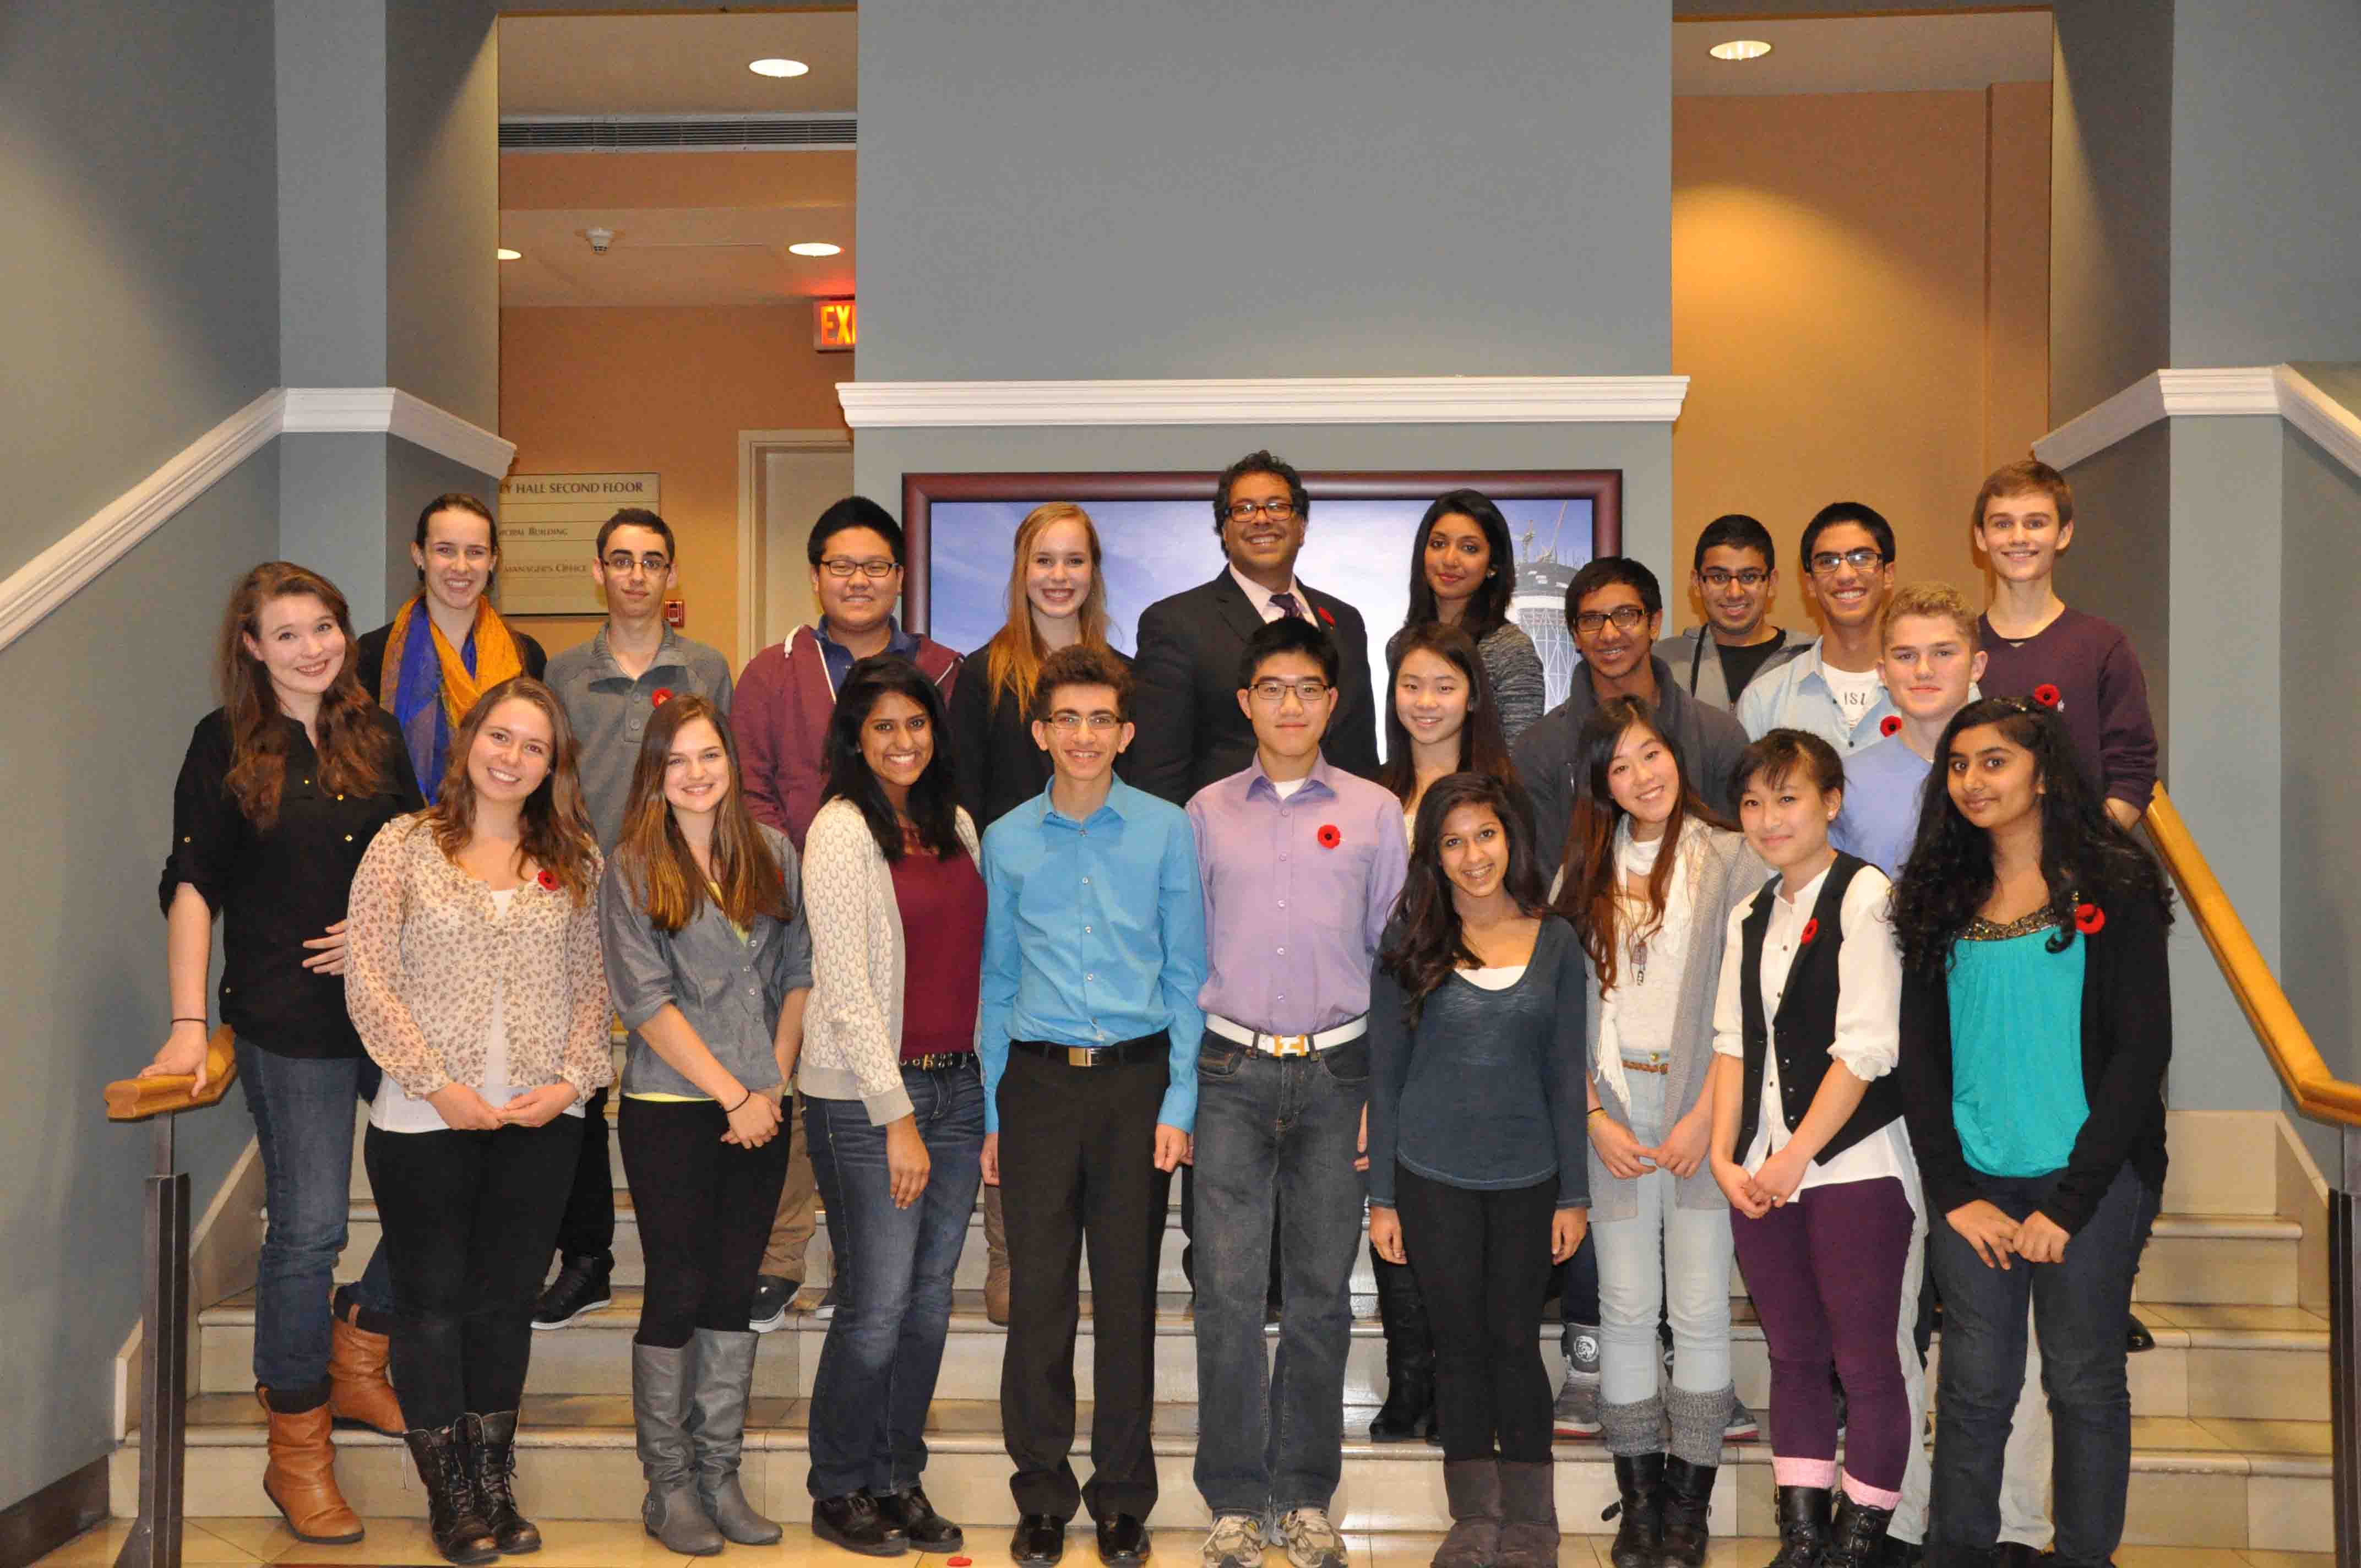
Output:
[1927, 1161, 2159, 1566]
[1591, 1070, 1733, 1407]
[1190, 1032, 1368, 1519]
[804, 1064, 986, 1500]
[237, 1041, 395, 1394]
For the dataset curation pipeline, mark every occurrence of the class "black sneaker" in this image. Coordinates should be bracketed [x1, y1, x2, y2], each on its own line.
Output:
[749, 1274, 799, 1334]
[530, 1253, 612, 1330]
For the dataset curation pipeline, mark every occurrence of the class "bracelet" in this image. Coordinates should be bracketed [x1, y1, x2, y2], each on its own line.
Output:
[726, 1090, 753, 1113]
[1587, 1106, 1608, 1118]
[171, 1016, 206, 1026]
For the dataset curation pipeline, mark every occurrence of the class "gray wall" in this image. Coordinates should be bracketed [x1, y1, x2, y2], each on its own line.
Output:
[2058, 422, 2172, 764]
[0, 0, 279, 1509]
[386, 0, 500, 431]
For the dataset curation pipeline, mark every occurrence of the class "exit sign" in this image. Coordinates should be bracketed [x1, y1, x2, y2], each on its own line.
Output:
[813, 298, 856, 352]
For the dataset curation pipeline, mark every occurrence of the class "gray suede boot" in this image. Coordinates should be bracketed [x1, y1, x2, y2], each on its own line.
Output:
[1431, 1460, 1500, 1568]
[1494, 1461, 1558, 1568]
[689, 1328, 783, 1544]
[1660, 1384, 1733, 1568]
[633, 1343, 723, 1556]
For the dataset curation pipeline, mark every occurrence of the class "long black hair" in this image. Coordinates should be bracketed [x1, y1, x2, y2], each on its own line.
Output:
[1889, 696, 2172, 973]
[1380, 772, 1549, 1025]
[1403, 488, 1516, 643]
[822, 655, 964, 862]
[1376, 621, 1521, 803]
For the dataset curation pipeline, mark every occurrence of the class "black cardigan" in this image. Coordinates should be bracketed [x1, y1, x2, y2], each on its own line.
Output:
[1898, 888, 2172, 1234]
[946, 645, 1133, 836]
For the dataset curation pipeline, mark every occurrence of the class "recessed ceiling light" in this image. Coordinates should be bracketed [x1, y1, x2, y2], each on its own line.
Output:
[748, 58, 809, 78]
[496, 247, 523, 261]
[787, 242, 841, 257]
[1709, 39, 1772, 62]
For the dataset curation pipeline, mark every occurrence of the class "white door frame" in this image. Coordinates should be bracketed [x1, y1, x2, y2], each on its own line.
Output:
[736, 427, 853, 669]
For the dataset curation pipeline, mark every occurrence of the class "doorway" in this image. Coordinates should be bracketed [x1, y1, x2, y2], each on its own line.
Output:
[738, 430, 853, 666]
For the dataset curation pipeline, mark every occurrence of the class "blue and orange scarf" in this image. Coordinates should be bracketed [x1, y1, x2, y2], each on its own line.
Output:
[378, 597, 526, 802]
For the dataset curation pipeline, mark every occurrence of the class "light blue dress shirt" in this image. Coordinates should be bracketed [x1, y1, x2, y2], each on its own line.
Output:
[978, 777, 1209, 1134]
[1829, 733, 1935, 876]
[1734, 638, 1899, 753]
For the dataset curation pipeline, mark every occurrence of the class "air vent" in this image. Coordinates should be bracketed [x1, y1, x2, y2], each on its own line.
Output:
[500, 112, 856, 153]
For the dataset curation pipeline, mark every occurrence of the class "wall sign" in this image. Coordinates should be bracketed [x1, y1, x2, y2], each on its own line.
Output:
[813, 298, 856, 352]
[495, 472, 661, 616]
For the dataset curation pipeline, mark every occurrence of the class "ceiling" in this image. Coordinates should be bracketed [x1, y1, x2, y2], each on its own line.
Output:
[1673, 10, 2053, 96]
[497, 11, 856, 307]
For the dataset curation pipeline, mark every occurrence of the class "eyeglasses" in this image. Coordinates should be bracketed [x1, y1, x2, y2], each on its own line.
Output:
[1225, 498, 1299, 524]
[1249, 678, 1331, 705]
[1044, 712, 1123, 733]
[602, 551, 671, 576]
[820, 557, 899, 579]
[1698, 568, 1769, 590]
[1573, 605, 1649, 635]
[1808, 546, 1889, 575]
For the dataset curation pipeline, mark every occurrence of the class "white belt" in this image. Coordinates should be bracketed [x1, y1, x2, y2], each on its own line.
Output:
[1205, 1013, 1367, 1058]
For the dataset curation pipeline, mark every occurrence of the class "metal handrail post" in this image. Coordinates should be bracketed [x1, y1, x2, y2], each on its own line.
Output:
[113, 1113, 191, 1568]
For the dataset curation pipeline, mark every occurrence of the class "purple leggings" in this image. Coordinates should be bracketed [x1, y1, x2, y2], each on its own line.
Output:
[1732, 1174, 1915, 1496]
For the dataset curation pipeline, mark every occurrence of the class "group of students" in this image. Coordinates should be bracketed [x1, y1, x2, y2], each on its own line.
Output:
[141, 449, 2168, 1568]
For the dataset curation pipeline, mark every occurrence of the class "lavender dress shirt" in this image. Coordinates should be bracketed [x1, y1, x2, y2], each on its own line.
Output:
[1185, 754, 1410, 1035]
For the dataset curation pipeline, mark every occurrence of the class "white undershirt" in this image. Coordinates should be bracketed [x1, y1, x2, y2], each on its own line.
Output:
[1270, 776, 1309, 800]
[369, 888, 586, 1133]
[1819, 661, 1886, 727]
[1459, 964, 1527, 992]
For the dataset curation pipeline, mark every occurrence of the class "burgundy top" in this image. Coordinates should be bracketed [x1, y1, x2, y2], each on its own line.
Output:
[1975, 608, 2159, 812]
[888, 834, 987, 1060]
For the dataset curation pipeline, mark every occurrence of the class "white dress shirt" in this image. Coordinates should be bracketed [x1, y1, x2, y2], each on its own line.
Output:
[1229, 563, 1310, 624]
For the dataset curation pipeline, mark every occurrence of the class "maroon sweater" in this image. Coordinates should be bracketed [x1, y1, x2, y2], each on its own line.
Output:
[1976, 607, 2158, 811]
[735, 624, 961, 849]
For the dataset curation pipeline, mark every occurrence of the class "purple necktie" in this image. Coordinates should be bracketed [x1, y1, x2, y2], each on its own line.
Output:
[1269, 591, 1308, 622]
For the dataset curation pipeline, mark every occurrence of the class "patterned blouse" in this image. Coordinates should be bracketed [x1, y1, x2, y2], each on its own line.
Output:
[346, 813, 615, 1104]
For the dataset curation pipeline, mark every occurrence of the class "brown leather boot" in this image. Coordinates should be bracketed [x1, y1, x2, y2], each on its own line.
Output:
[257, 1388, 365, 1544]
[327, 1293, 405, 1436]
[983, 1185, 1011, 1326]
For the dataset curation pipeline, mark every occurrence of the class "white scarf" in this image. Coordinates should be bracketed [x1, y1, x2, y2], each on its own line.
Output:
[1595, 815, 1699, 1112]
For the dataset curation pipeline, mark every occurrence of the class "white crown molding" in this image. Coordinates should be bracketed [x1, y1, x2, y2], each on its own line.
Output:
[836, 374, 1691, 429]
[2033, 366, 2301, 470]
[280, 386, 517, 478]
[3, 386, 516, 657]
[2277, 364, 2361, 478]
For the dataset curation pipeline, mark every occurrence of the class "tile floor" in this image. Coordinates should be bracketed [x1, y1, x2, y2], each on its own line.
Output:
[27, 1521, 2337, 1568]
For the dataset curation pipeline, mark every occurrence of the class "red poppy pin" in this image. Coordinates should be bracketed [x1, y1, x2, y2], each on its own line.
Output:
[537, 868, 558, 891]
[1316, 605, 1335, 627]
[2032, 683, 2062, 709]
[2075, 901, 2106, 934]
[651, 688, 674, 706]
[1317, 824, 1343, 850]
[1799, 917, 1820, 946]
[1879, 715, 1903, 738]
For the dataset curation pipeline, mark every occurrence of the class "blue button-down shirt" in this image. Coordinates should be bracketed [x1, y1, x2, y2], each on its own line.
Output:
[1734, 639, 1899, 754]
[813, 616, 923, 692]
[978, 777, 1209, 1134]
[1829, 732, 1935, 877]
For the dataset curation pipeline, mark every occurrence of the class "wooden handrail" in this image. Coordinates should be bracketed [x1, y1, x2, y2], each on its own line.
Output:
[2145, 787, 2361, 1126]
[103, 1026, 238, 1121]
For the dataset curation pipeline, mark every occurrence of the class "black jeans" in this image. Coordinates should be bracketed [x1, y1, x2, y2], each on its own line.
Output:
[619, 1096, 793, 1348]
[551, 1085, 616, 1260]
[364, 1115, 583, 1430]
[997, 1046, 1173, 1523]
[1927, 1162, 2160, 1567]
[1394, 1165, 1557, 1463]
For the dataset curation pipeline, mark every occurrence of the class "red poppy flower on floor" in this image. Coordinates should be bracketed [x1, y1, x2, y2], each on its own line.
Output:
[651, 688, 674, 706]
[2075, 902, 2106, 934]
[2033, 684, 2061, 709]
[1799, 918, 1820, 945]
[1317, 824, 1342, 849]
[537, 869, 558, 890]
[1880, 715, 1902, 738]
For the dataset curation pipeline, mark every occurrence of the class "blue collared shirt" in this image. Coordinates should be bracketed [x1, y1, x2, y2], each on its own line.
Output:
[1734, 638, 1899, 754]
[813, 616, 922, 692]
[1829, 733, 1934, 876]
[978, 777, 1209, 1134]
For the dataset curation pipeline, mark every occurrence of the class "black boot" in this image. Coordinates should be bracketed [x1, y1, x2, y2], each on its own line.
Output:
[403, 1422, 500, 1566]
[1765, 1485, 1830, 1568]
[1367, 1246, 1437, 1442]
[466, 1412, 541, 1554]
[1658, 1456, 1716, 1567]
[1821, 1493, 1896, 1568]
[813, 1491, 910, 1557]
[1601, 1453, 1662, 1568]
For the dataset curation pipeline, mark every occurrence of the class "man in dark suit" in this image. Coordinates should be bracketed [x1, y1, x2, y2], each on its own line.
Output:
[1129, 450, 1382, 806]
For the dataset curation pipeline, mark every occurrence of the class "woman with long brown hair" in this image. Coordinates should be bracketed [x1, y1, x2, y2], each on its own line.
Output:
[599, 696, 812, 1555]
[943, 500, 1121, 1325]
[1552, 696, 1758, 1568]
[144, 562, 421, 1545]
[346, 677, 612, 1565]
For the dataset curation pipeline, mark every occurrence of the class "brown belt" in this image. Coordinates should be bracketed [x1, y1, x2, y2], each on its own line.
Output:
[1622, 1058, 1671, 1075]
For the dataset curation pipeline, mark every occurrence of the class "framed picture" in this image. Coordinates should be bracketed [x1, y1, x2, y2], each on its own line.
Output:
[902, 469, 1622, 722]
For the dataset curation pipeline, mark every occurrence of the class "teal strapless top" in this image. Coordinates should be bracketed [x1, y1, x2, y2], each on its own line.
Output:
[1946, 919, 2088, 1177]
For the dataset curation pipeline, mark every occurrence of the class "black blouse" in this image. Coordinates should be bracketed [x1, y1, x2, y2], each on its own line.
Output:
[946, 646, 1134, 836]
[159, 709, 423, 1058]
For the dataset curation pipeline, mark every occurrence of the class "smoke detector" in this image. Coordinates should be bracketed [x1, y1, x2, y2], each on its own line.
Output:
[585, 226, 615, 254]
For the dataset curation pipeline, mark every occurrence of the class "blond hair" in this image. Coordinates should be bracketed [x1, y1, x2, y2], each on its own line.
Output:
[1880, 581, 1981, 651]
[982, 503, 1113, 712]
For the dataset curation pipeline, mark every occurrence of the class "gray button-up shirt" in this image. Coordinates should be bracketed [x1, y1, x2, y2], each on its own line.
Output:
[545, 625, 735, 852]
[598, 826, 813, 1099]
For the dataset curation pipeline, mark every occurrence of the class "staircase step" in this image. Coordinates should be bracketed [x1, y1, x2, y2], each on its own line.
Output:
[117, 1392, 2334, 1551]
[2134, 1214, 2304, 1305]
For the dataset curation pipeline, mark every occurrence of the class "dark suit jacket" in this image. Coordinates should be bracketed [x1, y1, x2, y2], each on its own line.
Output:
[1128, 571, 1381, 806]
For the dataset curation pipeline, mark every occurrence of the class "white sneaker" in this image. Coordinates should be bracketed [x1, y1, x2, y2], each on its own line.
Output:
[1200, 1513, 1266, 1568]
[1277, 1508, 1346, 1568]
